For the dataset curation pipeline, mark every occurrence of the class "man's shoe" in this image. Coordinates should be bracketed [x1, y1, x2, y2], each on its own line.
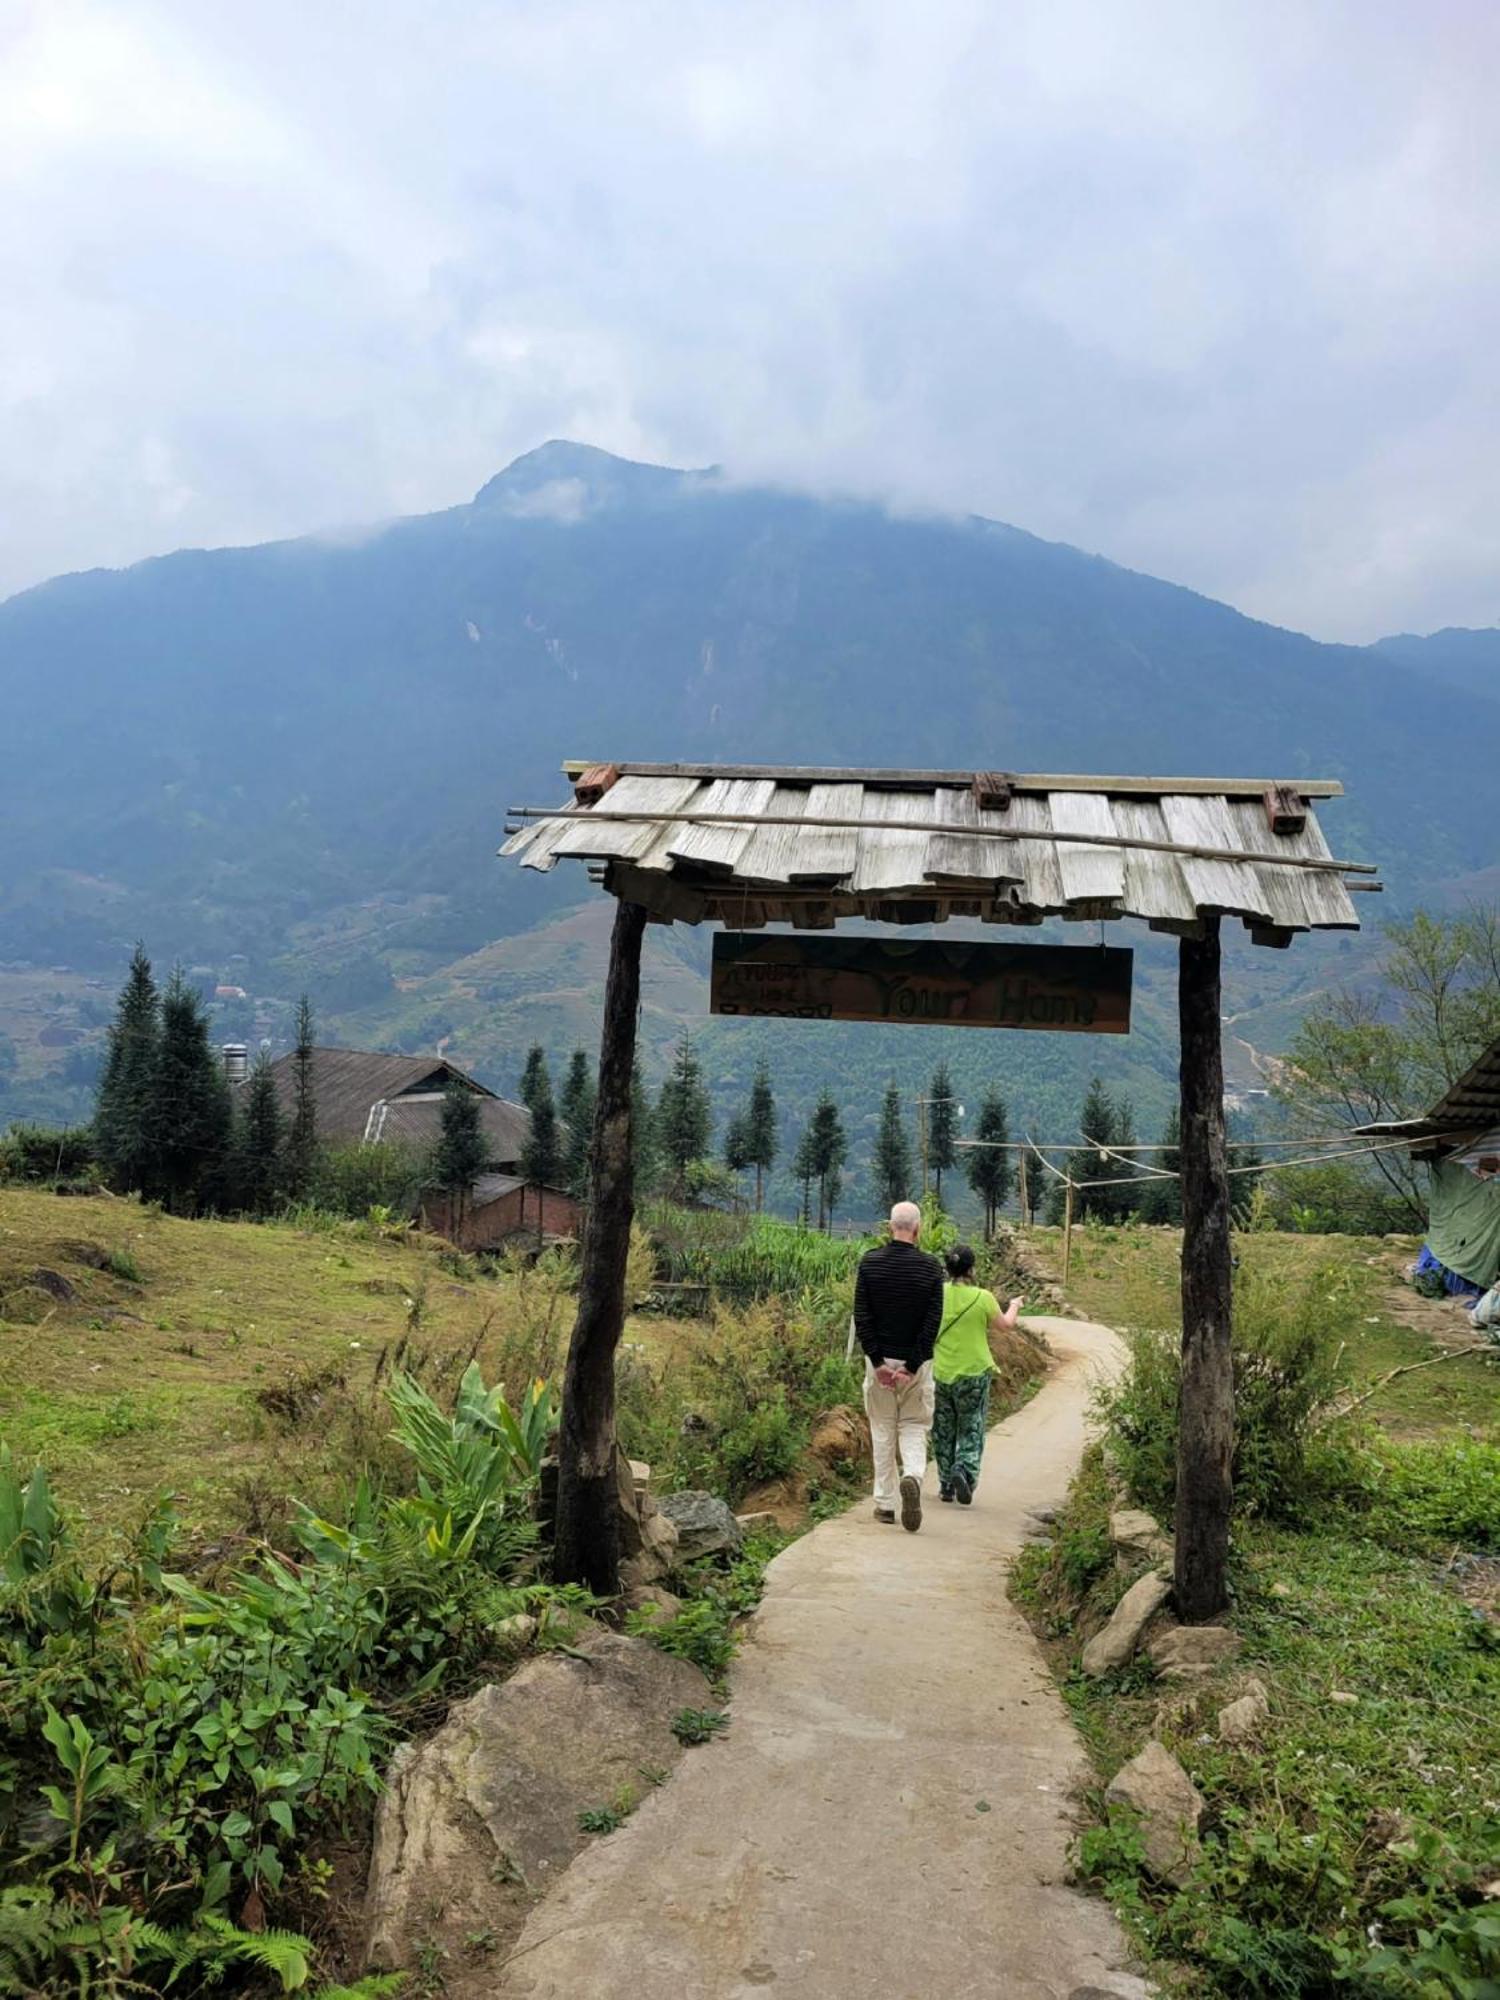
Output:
[952, 1466, 974, 1506]
[939, 1485, 955, 1503]
[874, 1507, 896, 1524]
[899, 1474, 923, 1533]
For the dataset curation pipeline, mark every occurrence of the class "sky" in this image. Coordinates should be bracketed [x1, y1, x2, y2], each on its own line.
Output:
[2, 0, 1497, 642]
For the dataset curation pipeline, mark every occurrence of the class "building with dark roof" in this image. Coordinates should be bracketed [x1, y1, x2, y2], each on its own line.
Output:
[246, 1046, 581, 1248]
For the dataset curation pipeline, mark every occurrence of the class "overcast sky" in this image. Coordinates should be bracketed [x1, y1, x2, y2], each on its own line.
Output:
[3, 0, 1496, 641]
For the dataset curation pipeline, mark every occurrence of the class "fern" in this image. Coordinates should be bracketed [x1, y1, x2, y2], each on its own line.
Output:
[0, 1886, 69, 1989]
[132, 1913, 313, 1992]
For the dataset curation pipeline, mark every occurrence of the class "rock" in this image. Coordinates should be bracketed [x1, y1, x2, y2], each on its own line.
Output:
[491, 1613, 538, 1653]
[629, 1459, 652, 1498]
[735, 1511, 780, 1537]
[656, 1490, 744, 1563]
[1217, 1688, 1270, 1744]
[1110, 1509, 1173, 1571]
[616, 1584, 683, 1624]
[1329, 1689, 1359, 1706]
[1081, 1569, 1172, 1676]
[364, 1630, 709, 1972]
[808, 1405, 869, 1469]
[1105, 1739, 1205, 1886]
[29, 1267, 78, 1303]
[1148, 1625, 1241, 1676]
[1269, 1580, 1293, 1599]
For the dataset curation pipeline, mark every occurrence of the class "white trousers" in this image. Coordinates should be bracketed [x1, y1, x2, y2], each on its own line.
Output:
[863, 1360, 934, 1509]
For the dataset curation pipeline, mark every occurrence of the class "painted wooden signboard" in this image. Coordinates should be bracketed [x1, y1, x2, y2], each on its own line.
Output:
[710, 934, 1132, 1034]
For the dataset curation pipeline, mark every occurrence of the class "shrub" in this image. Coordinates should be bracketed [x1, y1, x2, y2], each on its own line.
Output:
[0, 1122, 96, 1184]
[304, 1142, 427, 1220]
[1358, 1437, 1500, 1551]
[1098, 1247, 1357, 1522]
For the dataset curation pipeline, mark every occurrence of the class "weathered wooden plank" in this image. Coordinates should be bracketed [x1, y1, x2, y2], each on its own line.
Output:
[997, 792, 1064, 911]
[849, 790, 945, 893]
[660, 777, 777, 874]
[790, 782, 865, 881]
[1109, 798, 1200, 923]
[924, 786, 1027, 887]
[1221, 798, 1359, 929]
[561, 759, 1345, 799]
[1159, 794, 1268, 918]
[549, 775, 704, 862]
[1049, 791, 1126, 908]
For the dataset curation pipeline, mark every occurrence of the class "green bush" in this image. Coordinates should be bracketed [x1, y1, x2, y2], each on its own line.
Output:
[1098, 1248, 1357, 1522]
[304, 1141, 428, 1220]
[645, 1204, 866, 1304]
[0, 1122, 95, 1184]
[1359, 1437, 1500, 1552]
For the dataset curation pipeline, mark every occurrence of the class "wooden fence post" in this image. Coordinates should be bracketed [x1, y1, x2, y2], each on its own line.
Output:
[1174, 918, 1234, 1622]
[553, 896, 647, 1594]
[1062, 1178, 1074, 1286]
[1018, 1152, 1030, 1229]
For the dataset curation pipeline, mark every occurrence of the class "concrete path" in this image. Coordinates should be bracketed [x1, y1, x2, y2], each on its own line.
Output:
[497, 1318, 1151, 2000]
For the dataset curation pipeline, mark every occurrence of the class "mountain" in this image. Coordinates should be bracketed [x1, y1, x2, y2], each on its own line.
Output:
[3, 440, 1497, 1148]
[1371, 626, 1500, 703]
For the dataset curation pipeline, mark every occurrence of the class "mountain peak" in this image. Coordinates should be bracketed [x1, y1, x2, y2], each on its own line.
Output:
[473, 440, 705, 518]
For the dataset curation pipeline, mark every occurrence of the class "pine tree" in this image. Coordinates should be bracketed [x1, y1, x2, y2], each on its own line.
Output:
[655, 1037, 712, 1197]
[793, 1122, 820, 1228]
[805, 1092, 848, 1232]
[519, 1045, 549, 1113]
[724, 1112, 752, 1201]
[233, 1054, 284, 1215]
[434, 1080, 489, 1233]
[1109, 1096, 1140, 1221]
[1053, 1075, 1119, 1223]
[93, 944, 161, 1195]
[520, 1051, 561, 1189]
[1139, 1107, 1184, 1226]
[631, 1058, 659, 1195]
[872, 1081, 913, 1211]
[927, 1061, 959, 1202]
[285, 994, 318, 1197]
[559, 1049, 597, 1199]
[743, 1062, 778, 1212]
[966, 1091, 1012, 1238]
[155, 969, 233, 1211]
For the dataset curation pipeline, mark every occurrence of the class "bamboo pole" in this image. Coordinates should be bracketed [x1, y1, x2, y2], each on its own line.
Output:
[506, 804, 1379, 877]
[1062, 1180, 1074, 1287]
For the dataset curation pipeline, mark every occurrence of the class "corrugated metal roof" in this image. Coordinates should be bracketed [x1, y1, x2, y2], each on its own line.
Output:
[501, 764, 1365, 938]
[1354, 1036, 1500, 1144]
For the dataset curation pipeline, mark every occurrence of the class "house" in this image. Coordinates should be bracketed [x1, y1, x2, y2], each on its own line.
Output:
[245, 1045, 583, 1250]
[1354, 1035, 1500, 1303]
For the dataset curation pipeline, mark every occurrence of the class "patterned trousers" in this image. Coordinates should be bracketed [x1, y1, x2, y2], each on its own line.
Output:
[932, 1371, 993, 1490]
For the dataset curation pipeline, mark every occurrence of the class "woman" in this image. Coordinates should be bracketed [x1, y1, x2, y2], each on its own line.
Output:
[933, 1244, 1023, 1505]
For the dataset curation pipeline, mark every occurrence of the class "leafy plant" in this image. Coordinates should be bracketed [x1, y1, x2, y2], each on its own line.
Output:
[671, 1708, 730, 1745]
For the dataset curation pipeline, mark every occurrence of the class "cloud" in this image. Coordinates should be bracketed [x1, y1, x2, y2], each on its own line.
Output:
[1, 0, 1496, 640]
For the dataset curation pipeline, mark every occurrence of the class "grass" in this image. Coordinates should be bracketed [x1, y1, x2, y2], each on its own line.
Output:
[1042, 1219, 1498, 1440]
[1015, 1447, 1500, 1996]
[0, 1187, 700, 1544]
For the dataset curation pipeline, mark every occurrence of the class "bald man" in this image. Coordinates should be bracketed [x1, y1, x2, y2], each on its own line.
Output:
[852, 1200, 944, 1531]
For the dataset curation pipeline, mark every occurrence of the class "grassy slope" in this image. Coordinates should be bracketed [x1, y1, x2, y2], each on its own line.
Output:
[0, 1188, 696, 1544]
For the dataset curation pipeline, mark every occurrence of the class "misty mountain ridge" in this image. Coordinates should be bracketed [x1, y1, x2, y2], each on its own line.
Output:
[2, 440, 1496, 1127]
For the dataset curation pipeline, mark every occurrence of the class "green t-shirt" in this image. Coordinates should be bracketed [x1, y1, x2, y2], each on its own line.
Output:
[934, 1282, 1000, 1384]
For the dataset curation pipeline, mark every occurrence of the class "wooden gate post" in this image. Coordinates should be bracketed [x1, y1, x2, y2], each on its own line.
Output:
[1174, 918, 1234, 1621]
[553, 896, 648, 1594]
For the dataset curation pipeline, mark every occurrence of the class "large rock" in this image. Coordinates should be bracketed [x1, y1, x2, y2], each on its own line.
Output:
[1218, 1681, 1270, 1745]
[1148, 1625, 1242, 1677]
[1105, 1739, 1205, 1886]
[1081, 1570, 1172, 1677]
[364, 1630, 709, 1973]
[657, 1490, 744, 1562]
[1110, 1509, 1173, 1571]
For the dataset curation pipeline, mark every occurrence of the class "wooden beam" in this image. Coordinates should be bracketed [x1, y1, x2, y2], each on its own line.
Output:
[1174, 918, 1234, 1623]
[553, 896, 648, 1595]
[561, 759, 1346, 799]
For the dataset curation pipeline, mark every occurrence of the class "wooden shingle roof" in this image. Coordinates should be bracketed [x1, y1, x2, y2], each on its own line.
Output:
[1353, 1035, 1500, 1150]
[502, 763, 1370, 943]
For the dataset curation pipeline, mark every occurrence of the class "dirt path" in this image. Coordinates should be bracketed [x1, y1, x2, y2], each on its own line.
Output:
[496, 1318, 1151, 2000]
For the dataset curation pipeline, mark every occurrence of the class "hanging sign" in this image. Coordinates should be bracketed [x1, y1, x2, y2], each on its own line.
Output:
[710, 934, 1132, 1033]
